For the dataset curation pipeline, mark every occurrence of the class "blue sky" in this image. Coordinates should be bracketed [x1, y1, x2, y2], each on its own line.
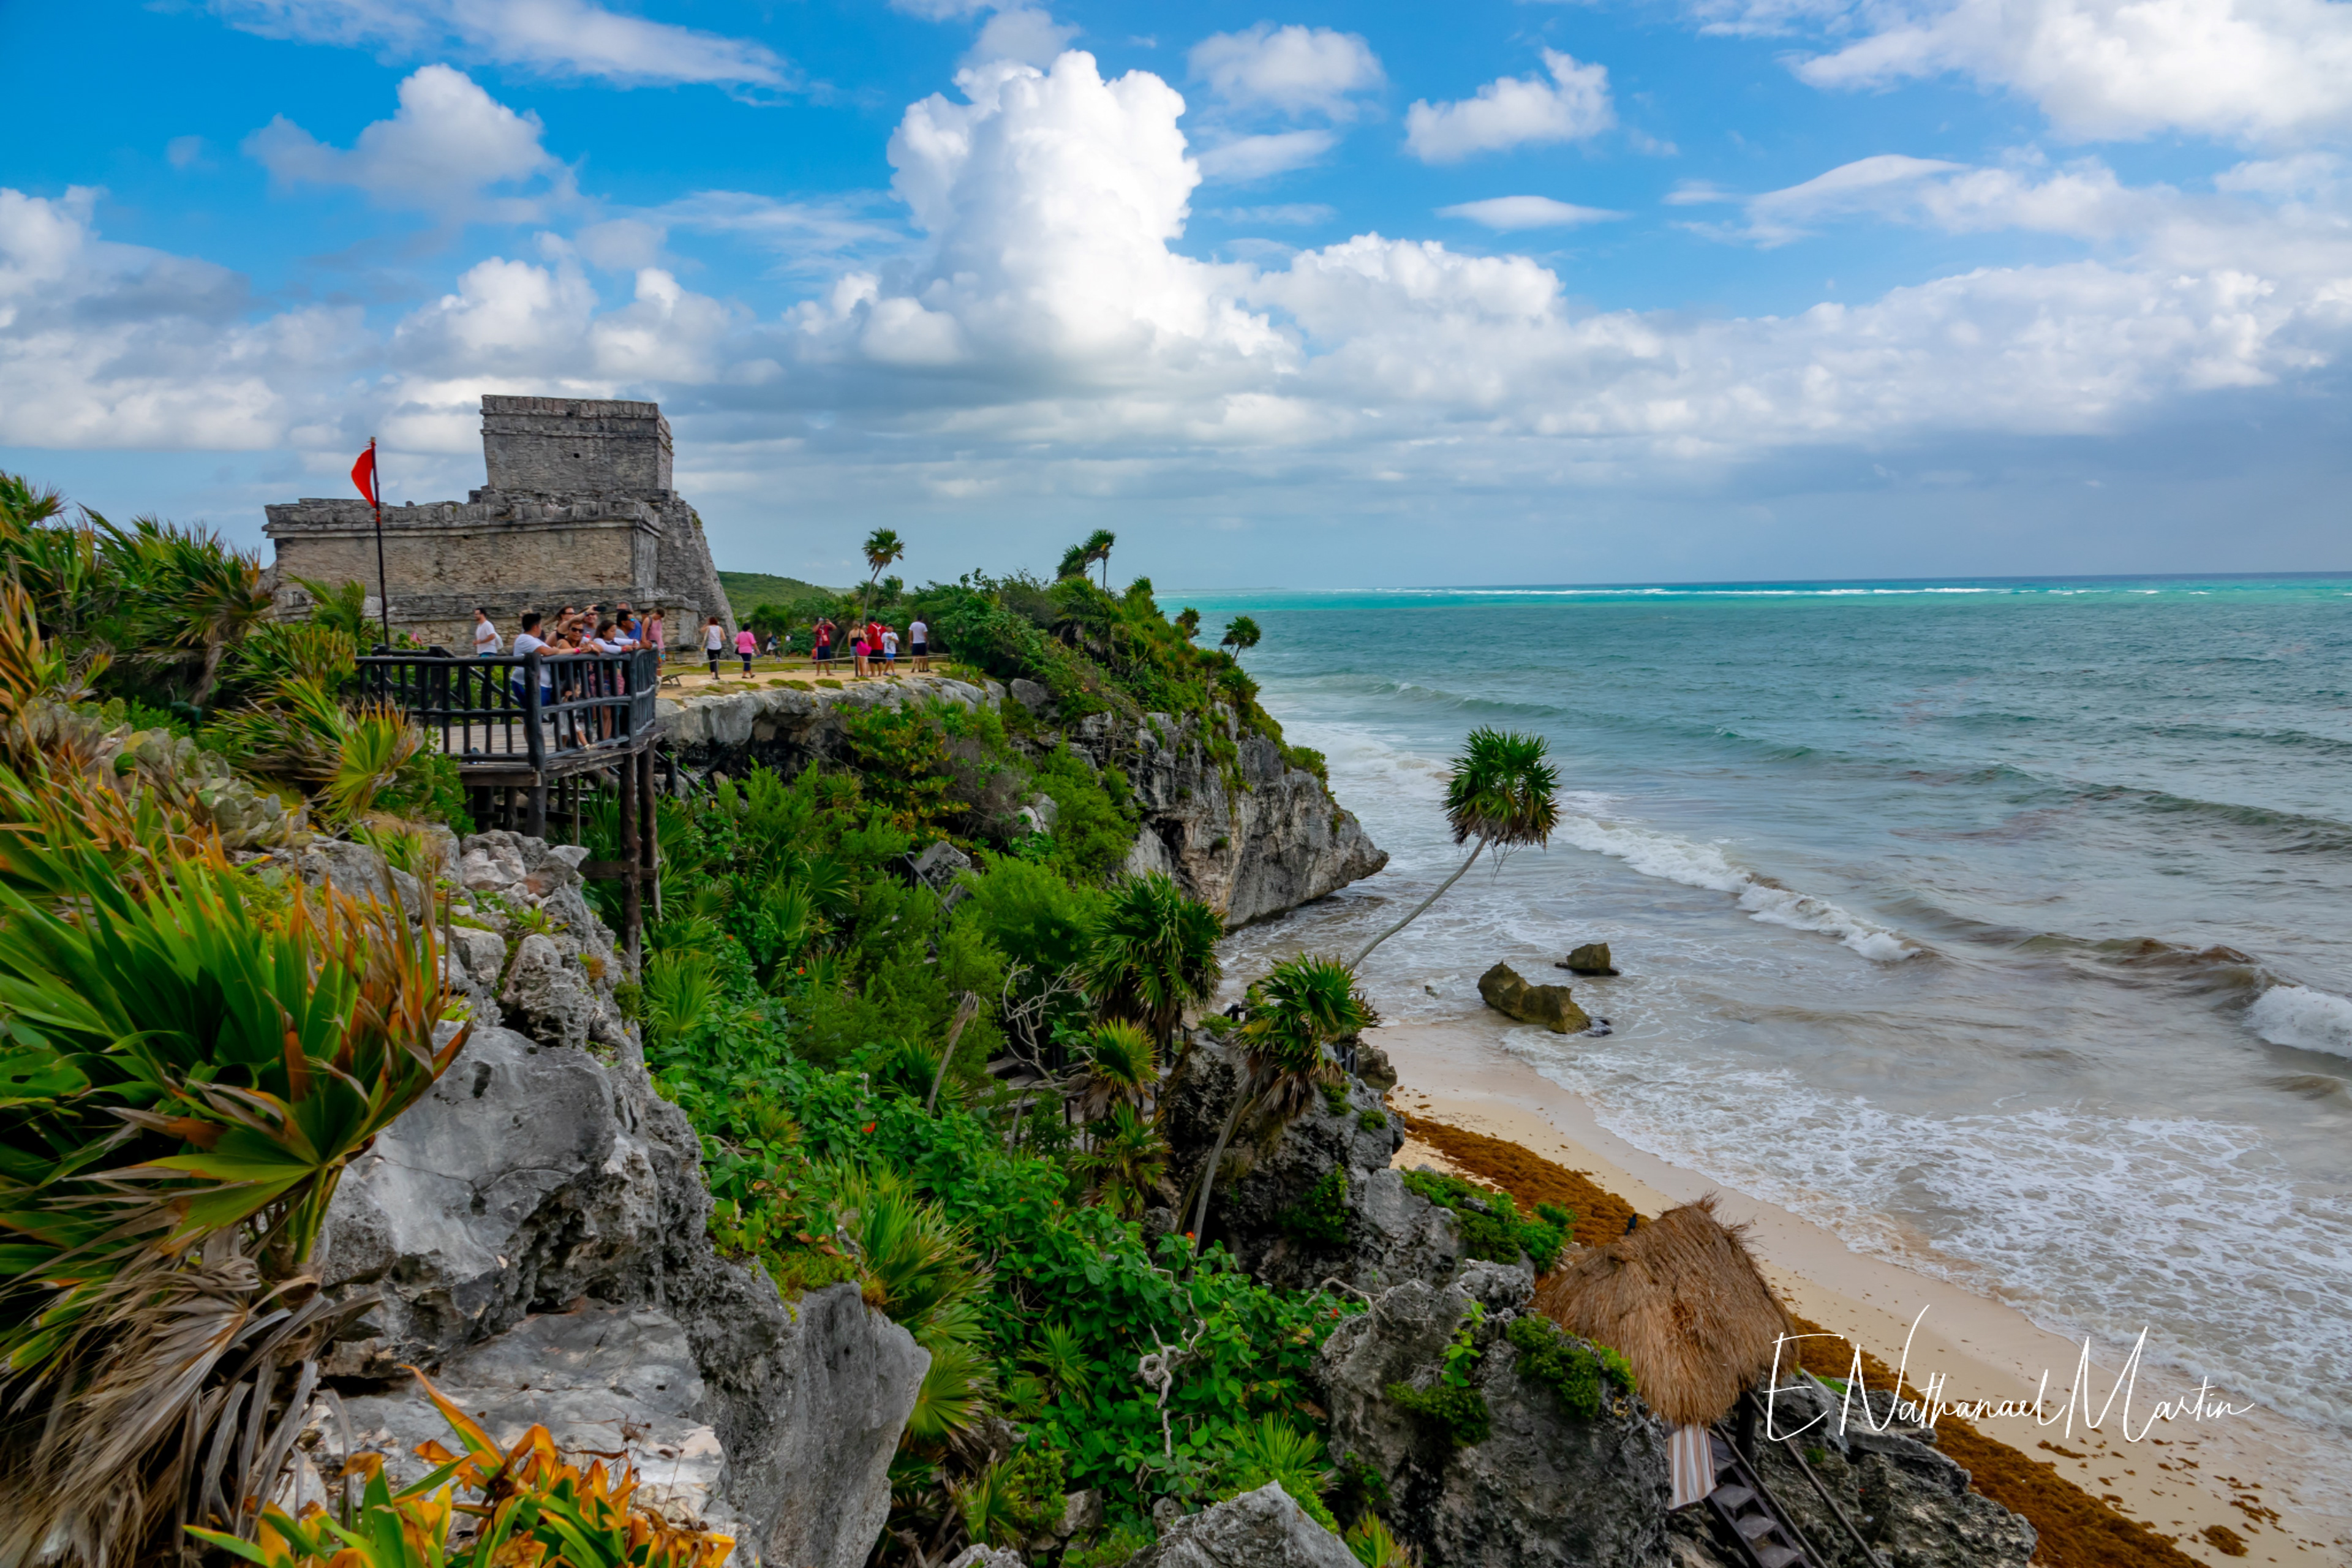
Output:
[3, 0, 2349, 589]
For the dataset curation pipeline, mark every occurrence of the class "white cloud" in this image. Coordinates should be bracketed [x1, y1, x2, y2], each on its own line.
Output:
[968, 6, 1078, 66]
[1438, 195, 1627, 230]
[1781, 0, 2352, 143]
[166, 136, 209, 170]
[245, 65, 567, 218]
[1404, 50, 1616, 162]
[1188, 24, 1384, 118]
[1697, 151, 2162, 245]
[1195, 129, 1341, 183]
[10, 52, 2352, 517]
[208, 0, 788, 89]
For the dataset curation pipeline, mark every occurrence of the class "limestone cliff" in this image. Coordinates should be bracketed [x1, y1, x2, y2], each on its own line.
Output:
[660, 676, 1386, 927]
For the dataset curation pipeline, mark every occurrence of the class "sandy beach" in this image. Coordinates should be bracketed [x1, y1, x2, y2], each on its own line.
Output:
[1371, 1020, 2352, 1567]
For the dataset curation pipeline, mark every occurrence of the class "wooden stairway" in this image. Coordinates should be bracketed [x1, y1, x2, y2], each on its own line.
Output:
[1703, 1430, 1822, 1568]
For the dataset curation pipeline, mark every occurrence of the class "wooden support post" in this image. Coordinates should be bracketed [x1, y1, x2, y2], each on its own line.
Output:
[636, 745, 659, 926]
[524, 780, 547, 839]
[618, 750, 642, 970]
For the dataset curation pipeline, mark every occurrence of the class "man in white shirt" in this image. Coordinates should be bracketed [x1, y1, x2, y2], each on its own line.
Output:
[908, 617, 930, 673]
[474, 608, 501, 657]
[509, 612, 556, 704]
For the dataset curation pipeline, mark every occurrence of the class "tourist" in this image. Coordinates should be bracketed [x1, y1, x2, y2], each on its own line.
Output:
[852, 630, 870, 679]
[509, 612, 556, 706]
[909, 614, 929, 673]
[473, 607, 501, 657]
[881, 625, 899, 671]
[645, 608, 665, 662]
[813, 617, 835, 671]
[703, 614, 725, 675]
[734, 622, 758, 676]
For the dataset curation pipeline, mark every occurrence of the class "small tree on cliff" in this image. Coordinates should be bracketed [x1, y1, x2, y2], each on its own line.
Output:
[1186, 955, 1375, 1245]
[1349, 726, 1559, 971]
[1081, 872, 1223, 1046]
[1219, 615, 1261, 660]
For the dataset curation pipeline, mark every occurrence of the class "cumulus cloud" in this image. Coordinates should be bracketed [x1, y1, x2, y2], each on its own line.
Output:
[1725, 0, 2352, 143]
[1404, 50, 1616, 162]
[968, 6, 1078, 66]
[1439, 195, 1626, 230]
[246, 65, 568, 218]
[209, 0, 789, 89]
[10, 51, 2352, 509]
[1189, 24, 1384, 118]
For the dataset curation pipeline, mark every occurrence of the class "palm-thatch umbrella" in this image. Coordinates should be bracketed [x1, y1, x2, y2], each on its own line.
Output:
[1531, 1194, 1795, 1507]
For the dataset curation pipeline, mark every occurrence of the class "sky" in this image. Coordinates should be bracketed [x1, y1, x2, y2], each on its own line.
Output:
[2, 0, 2350, 589]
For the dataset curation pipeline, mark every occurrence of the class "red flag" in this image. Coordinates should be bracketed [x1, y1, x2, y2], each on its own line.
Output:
[350, 442, 377, 507]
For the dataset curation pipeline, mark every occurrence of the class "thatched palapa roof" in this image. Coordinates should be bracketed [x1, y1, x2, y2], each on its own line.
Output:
[1530, 1193, 1796, 1428]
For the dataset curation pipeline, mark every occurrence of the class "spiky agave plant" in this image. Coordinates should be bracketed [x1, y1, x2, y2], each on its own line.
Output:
[0, 773, 462, 1565]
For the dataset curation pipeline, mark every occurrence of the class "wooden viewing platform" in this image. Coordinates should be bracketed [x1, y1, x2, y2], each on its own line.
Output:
[358, 648, 663, 957]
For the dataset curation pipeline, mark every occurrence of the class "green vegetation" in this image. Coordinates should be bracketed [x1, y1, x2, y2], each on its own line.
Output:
[1385, 1302, 1492, 1448]
[1504, 1314, 1636, 1419]
[1279, 1167, 1351, 1248]
[1399, 1169, 1571, 1272]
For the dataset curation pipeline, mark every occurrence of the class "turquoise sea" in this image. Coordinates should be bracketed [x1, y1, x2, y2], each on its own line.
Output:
[1174, 575, 2352, 1440]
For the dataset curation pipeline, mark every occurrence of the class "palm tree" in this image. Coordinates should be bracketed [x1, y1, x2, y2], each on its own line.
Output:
[1067, 1019, 1159, 1121]
[861, 527, 905, 626]
[1083, 527, 1117, 588]
[1175, 607, 1200, 641]
[1186, 955, 1374, 1243]
[1057, 543, 1091, 581]
[1219, 615, 1261, 659]
[1348, 726, 1558, 970]
[1079, 872, 1223, 1045]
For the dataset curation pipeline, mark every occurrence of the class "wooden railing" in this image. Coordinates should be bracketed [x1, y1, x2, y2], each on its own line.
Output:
[356, 647, 661, 773]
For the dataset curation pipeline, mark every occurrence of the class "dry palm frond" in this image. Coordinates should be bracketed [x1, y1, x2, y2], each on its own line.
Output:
[1529, 1194, 1795, 1427]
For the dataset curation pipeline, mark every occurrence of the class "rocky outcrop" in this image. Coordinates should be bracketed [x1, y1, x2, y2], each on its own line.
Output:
[1161, 1034, 1458, 1294]
[1319, 1264, 1674, 1568]
[1477, 963, 1591, 1035]
[1069, 709, 1385, 928]
[1724, 1381, 2037, 1568]
[662, 678, 1387, 929]
[293, 830, 926, 1568]
[1125, 1484, 1359, 1568]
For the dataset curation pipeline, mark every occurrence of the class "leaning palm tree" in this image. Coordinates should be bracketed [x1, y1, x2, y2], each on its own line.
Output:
[1219, 615, 1261, 660]
[1083, 527, 1117, 588]
[1349, 726, 1559, 970]
[1186, 955, 1374, 1243]
[1080, 872, 1223, 1045]
[1057, 542, 1091, 581]
[861, 527, 905, 625]
[1175, 607, 1201, 641]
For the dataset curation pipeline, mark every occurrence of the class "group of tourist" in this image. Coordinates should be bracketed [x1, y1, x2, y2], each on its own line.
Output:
[469, 603, 935, 691]
[797, 614, 932, 678]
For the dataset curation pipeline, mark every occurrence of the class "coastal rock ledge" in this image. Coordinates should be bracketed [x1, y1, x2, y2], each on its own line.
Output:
[660, 676, 1387, 927]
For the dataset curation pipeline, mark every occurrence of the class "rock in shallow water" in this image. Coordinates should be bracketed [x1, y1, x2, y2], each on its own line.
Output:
[1558, 942, 1620, 976]
[1477, 963, 1592, 1034]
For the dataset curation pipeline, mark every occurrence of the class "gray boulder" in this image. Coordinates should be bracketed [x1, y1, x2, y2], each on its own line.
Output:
[1477, 963, 1591, 1035]
[1743, 1381, 2036, 1567]
[944, 1548, 1027, 1568]
[1126, 1485, 1357, 1568]
[1162, 1034, 1458, 1294]
[1319, 1265, 1673, 1568]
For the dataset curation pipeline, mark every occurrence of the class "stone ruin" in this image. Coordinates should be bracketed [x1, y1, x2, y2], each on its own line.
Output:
[264, 395, 735, 650]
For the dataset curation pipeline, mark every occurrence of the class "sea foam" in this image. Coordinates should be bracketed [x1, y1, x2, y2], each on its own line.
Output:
[1552, 796, 1918, 962]
[2247, 983, 2352, 1058]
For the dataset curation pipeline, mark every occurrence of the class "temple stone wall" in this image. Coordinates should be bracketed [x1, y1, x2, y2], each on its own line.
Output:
[264, 396, 734, 650]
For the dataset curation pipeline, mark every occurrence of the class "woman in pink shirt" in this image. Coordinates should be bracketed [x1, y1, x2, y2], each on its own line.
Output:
[734, 624, 758, 676]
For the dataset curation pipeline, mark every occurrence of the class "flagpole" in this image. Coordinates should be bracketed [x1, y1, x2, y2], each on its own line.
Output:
[369, 437, 390, 648]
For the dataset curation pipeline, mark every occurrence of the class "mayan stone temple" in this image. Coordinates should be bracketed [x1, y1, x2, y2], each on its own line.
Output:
[263, 395, 734, 648]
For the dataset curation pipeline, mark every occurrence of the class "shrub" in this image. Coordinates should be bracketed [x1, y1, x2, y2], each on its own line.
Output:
[1218, 1414, 1338, 1530]
[1504, 1313, 1635, 1419]
[1385, 1303, 1490, 1449]
[1401, 1169, 1567, 1272]
[1279, 1167, 1350, 1248]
